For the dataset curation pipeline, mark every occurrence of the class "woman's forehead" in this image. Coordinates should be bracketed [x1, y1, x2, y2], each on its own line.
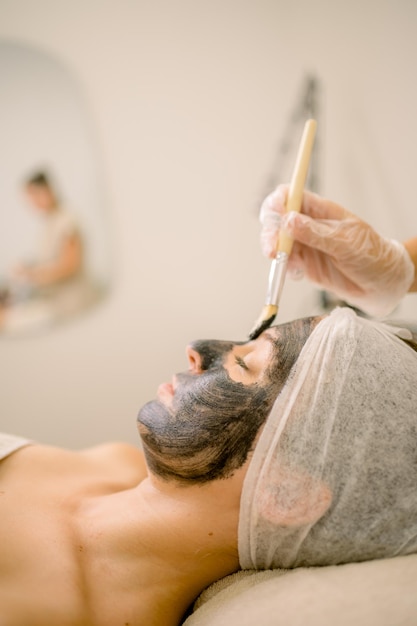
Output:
[191, 315, 325, 346]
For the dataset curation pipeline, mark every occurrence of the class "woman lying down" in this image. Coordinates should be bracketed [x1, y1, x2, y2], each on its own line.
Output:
[1, 307, 416, 626]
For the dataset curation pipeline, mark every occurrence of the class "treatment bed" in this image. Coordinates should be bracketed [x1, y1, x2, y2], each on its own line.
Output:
[184, 553, 417, 625]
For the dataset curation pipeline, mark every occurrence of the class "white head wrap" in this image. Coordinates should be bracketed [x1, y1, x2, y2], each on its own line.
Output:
[238, 307, 417, 569]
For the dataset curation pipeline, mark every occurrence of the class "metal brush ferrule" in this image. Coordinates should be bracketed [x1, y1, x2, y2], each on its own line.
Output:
[265, 251, 288, 306]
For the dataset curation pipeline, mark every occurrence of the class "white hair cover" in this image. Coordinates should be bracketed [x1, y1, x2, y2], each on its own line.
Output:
[238, 307, 417, 569]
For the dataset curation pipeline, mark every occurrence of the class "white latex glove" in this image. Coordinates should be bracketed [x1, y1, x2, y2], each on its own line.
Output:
[260, 185, 415, 317]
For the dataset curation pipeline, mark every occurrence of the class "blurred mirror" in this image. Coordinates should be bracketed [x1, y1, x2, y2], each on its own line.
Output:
[0, 41, 111, 336]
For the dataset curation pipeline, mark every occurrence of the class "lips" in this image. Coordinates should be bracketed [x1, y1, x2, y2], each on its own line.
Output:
[157, 382, 174, 398]
[157, 373, 180, 405]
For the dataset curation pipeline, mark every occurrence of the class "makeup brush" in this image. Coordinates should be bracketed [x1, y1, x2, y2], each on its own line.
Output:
[249, 118, 317, 340]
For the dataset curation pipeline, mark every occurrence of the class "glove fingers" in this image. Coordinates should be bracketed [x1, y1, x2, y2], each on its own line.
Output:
[259, 185, 288, 225]
[301, 190, 353, 221]
[260, 228, 279, 258]
[286, 243, 305, 280]
[260, 187, 353, 260]
[282, 212, 359, 258]
[260, 184, 351, 223]
[288, 244, 364, 299]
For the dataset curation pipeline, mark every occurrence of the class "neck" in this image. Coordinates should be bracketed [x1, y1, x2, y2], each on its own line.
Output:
[141, 475, 241, 589]
[78, 473, 242, 623]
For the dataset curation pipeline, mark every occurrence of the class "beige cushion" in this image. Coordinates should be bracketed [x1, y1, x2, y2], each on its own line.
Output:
[183, 554, 417, 626]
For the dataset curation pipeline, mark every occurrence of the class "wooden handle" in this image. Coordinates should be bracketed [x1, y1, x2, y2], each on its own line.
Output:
[277, 119, 317, 256]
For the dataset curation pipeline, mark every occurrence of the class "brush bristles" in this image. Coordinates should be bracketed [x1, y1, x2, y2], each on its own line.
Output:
[248, 304, 278, 340]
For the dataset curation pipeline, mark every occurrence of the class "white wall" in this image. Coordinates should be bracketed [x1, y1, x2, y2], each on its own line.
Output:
[0, 0, 416, 448]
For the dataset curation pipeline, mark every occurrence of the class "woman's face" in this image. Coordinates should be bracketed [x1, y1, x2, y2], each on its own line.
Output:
[24, 183, 56, 212]
[137, 316, 324, 484]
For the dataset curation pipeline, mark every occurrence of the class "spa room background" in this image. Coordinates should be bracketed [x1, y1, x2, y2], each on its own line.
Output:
[1, 0, 416, 448]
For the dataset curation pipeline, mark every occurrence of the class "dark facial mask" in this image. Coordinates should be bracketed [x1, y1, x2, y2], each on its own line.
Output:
[137, 316, 320, 484]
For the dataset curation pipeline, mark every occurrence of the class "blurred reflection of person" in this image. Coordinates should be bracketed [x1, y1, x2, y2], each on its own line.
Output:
[15, 171, 83, 289]
[0, 171, 96, 333]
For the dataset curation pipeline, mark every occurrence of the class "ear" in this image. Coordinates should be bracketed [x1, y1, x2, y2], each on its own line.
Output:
[256, 466, 332, 528]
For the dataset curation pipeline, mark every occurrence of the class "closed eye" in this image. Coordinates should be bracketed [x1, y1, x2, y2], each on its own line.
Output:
[235, 355, 249, 371]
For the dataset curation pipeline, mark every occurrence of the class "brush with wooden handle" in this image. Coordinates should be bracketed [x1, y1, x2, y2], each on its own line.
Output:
[248, 119, 317, 340]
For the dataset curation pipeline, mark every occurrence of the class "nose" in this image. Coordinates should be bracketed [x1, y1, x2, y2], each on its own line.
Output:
[186, 345, 203, 374]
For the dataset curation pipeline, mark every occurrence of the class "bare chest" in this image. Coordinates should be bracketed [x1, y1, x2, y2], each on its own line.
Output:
[0, 444, 147, 626]
[0, 484, 84, 624]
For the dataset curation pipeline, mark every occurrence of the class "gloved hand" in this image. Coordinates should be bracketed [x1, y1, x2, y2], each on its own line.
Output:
[259, 184, 415, 317]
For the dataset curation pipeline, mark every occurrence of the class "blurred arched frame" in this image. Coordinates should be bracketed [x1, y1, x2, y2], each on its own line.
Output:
[0, 41, 111, 335]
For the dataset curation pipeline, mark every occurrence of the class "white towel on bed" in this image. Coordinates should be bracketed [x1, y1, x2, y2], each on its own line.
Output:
[0, 432, 33, 461]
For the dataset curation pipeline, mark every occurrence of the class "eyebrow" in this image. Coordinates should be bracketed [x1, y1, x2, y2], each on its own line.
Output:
[262, 334, 282, 383]
[231, 334, 276, 372]
[262, 331, 279, 346]
[235, 355, 249, 370]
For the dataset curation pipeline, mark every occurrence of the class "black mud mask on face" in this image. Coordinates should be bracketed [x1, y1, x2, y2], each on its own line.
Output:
[137, 316, 320, 484]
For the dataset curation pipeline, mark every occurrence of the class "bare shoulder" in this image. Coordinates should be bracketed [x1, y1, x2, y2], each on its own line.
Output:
[80, 441, 148, 482]
[0, 441, 148, 487]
